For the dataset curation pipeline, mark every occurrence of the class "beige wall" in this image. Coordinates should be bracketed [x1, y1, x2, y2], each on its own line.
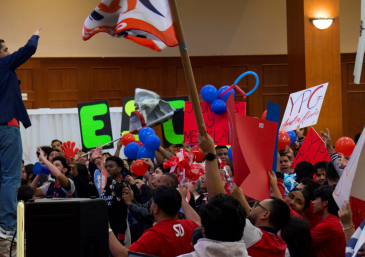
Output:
[0, 0, 360, 57]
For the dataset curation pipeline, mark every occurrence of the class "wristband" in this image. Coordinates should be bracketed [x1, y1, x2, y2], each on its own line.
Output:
[343, 224, 355, 231]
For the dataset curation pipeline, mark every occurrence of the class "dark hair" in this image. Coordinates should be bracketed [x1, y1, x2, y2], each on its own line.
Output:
[201, 194, 246, 242]
[25, 164, 34, 181]
[20, 178, 29, 186]
[17, 185, 35, 203]
[279, 153, 289, 158]
[192, 227, 203, 245]
[153, 186, 181, 216]
[102, 152, 112, 158]
[314, 185, 339, 216]
[106, 156, 128, 175]
[156, 163, 171, 174]
[326, 162, 339, 183]
[294, 161, 314, 183]
[52, 156, 71, 175]
[300, 177, 320, 200]
[215, 145, 228, 150]
[36, 146, 53, 158]
[289, 188, 311, 211]
[51, 139, 62, 145]
[0, 40, 4, 51]
[268, 197, 291, 230]
[355, 133, 361, 144]
[163, 174, 178, 188]
[226, 160, 234, 176]
[281, 217, 317, 257]
[22, 159, 24, 164]
[50, 148, 60, 153]
[313, 161, 328, 174]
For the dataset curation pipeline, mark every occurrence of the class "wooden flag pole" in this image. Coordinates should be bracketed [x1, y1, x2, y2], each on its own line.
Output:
[168, 0, 207, 136]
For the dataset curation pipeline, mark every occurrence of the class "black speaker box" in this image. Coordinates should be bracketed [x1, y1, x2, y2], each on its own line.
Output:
[25, 198, 108, 257]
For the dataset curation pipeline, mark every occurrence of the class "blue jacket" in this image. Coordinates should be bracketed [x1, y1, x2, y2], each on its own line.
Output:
[0, 35, 39, 128]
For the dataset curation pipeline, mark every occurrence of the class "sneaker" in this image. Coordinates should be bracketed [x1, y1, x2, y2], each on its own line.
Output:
[0, 225, 16, 242]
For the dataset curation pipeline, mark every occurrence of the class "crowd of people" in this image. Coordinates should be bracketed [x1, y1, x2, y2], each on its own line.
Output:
[0, 125, 363, 257]
[1, 27, 365, 257]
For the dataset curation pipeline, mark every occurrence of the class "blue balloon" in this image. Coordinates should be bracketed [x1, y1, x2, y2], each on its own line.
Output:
[145, 135, 161, 151]
[228, 147, 233, 161]
[287, 131, 297, 146]
[211, 99, 227, 115]
[201, 85, 218, 103]
[217, 86, 235, 102]
[139, 127, 156, 144]
[124, 142, 140, 159]
[137, 146, 155, 160]
[33, 162, 51, 175]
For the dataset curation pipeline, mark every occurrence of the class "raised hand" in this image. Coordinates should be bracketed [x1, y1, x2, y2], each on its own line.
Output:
[295, 125, 304, 138]
[125, 175, 135, 185]
[90, 147, 103, 163]
[169, 144, 177, 154]
[197, 124, 215, 154]
[337, 153, 348, 169]
[33, 27, 42, 36]
[338, 200, 353, 227]
[182, 142, 192, 153]
[61, 141, 79, 160]
[178, 185, 188, 199]
[37, 146, 46, 162]
[320, 128, 332, 150]
[284, 146, 294, 161]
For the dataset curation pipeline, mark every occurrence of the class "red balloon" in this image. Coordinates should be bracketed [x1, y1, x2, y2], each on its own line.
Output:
[122, 133, 135, 146]
[132, 160, 148, 176]
[335, 137, 355, 157]
[278, 131, 291, 150]
[136, 140, 144, 147]
[261, 110, 267, 120]
[191, 146, 204, 162]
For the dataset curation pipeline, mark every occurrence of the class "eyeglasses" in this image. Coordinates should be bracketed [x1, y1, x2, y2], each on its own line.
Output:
[253, 201, 270, 212]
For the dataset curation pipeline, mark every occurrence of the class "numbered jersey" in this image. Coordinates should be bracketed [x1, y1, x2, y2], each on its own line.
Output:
[128, 218, 199, 257]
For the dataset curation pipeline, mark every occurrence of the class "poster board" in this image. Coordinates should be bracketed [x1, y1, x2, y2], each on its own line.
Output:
[291, 127, 331, 168]
[227, 96, 277, 201]
[280, 83, 328, 131]
[183, 101, 246, 145]
[78, 99, 113, 152]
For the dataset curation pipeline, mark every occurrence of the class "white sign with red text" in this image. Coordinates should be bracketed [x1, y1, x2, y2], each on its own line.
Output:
[280, 83, 328, 131]
[333, 126, 365, 208]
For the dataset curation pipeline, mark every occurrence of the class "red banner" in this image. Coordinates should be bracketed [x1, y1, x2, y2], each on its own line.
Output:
[292, 127, 331, 168]
[183, 101, 246, 145]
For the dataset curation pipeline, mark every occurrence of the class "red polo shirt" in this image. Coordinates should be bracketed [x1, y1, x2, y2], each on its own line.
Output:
[129, 218, 198, 257]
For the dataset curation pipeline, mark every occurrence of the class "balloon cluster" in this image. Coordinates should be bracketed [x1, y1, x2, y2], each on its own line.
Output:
[163, 149, 205, 185]
[123, 127, 161, 175]
[200, 71, 260, 115]
[200, 85, 235, 115]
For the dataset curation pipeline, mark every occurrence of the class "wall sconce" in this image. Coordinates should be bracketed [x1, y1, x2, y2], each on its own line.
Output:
[310, 17, 335, 30]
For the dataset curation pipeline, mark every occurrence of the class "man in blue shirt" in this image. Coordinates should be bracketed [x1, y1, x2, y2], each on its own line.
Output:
[0, 27, 41, 240]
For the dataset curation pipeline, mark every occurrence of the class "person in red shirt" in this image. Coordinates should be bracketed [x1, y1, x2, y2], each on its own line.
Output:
[311, 185, 346, 257]
[109, 185, 200, 257]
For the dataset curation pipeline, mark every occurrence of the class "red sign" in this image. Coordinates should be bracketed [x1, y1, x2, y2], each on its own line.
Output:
[227, 96, 278, 201]
[183, 101, 245, 145]
[292, 127, 331, 168]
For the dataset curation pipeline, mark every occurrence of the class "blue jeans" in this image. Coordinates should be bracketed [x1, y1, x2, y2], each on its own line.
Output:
[0, 126, 22, 231]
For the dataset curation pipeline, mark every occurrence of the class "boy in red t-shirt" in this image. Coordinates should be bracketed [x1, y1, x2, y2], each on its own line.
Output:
[311, 185, 346, 257]
[109, 186, 200, 257]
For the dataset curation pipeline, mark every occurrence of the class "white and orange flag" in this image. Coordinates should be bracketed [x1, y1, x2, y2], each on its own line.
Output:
[83, 0, 178, 51]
